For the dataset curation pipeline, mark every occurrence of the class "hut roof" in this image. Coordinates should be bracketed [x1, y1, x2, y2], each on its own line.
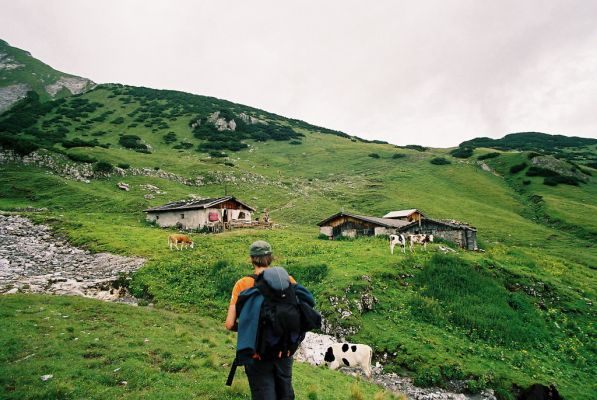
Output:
[383, 209, 423, 219]
[144, 196, 256, 213]
[317, 212, 415, 229]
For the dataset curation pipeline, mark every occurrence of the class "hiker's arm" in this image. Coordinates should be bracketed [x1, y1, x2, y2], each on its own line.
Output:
[225, 304, 237, 331]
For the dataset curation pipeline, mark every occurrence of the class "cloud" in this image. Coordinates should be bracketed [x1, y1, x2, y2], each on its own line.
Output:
[1, 0, 596, 147]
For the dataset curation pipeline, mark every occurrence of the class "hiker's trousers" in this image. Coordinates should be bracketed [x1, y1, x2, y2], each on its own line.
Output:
[244, 357, 294, 400]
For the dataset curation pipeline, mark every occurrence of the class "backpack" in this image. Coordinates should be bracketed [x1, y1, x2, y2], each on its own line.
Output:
[226, 267, 321, 385]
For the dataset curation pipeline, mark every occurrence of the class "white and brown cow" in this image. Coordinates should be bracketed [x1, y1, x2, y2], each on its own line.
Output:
[323, 343, 373, 378]
[389, 234, 407, 254]
[168, 234, 194, 251]
[408, 234, 433, 252]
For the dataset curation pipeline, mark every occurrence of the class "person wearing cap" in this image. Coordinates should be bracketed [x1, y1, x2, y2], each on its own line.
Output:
[225, 240, 297, 400]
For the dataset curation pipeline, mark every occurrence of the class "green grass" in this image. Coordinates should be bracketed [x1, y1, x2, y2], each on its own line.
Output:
[1, 80, 596, 398]
[0, 295, 390, 400]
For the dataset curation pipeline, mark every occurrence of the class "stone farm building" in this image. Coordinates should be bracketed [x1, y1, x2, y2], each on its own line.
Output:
[144, 196, 255, 230]
[318, 211, 478, 250]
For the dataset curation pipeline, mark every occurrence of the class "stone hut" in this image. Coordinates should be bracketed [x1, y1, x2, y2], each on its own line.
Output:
[144, 196, 255, 230]
[318, 211, 478, 250]
[383, 209, 425, 223]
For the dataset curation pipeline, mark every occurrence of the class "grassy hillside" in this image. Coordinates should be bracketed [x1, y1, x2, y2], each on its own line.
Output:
[0, 39, 94, 104]
[0, 295, 393, 400]
[0, 48, 596, 399]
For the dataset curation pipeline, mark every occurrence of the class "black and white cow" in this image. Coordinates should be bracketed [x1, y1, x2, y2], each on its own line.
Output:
[323, 343, 373, 378]
[389, 234, 407, 254]
[408, 234, 434, 252]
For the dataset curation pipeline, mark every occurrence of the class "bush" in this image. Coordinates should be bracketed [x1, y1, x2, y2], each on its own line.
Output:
[119, 134, 149, 152]
[117, 163, 130, 169]
[163, 132, 177, 144]
[525, 166, 556, 177]
[477, 152, 500, 160]
[93, 161, 114, 173]
[208, 150, 228, 158]
[450, 146, 474, 158]
[543, 175, 583, 186]
[173, 142, 193, 150]
[400, 144, 428, 152]
[522, 179, 531, 185]
[509, 162, 527, 174]
[110, 116, 125, 124]
[62, 138, 100, 148]
[368, 153, 380, 158]
[67, 153, 97, 163]
[0, 133, 39, 155]
[392, 153, 406, 159]
[430, 157, 451, 165]
[289, 140, 302, 145]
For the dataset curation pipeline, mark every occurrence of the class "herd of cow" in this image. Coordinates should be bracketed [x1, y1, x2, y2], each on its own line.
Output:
[168, 233, 435, 254]
[389, 233, 434, 254]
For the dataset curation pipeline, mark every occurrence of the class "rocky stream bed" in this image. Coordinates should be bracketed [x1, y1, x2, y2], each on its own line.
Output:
[0, 214, 495, 399]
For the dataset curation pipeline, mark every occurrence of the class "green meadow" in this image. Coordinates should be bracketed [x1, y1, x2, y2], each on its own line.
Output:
[0, 83, 596, 399]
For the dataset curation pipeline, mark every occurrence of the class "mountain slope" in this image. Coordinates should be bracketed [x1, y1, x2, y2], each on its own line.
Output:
[0, 41, 595, 399]
[0, 39, 94, 113]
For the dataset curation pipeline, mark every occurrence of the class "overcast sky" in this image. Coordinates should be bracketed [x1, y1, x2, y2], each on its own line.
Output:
[1, 0, 596, 147]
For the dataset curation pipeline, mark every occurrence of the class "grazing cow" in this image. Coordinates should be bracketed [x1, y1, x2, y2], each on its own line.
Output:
[389, 234, 407, 254]
[168, 234, 194, 251]
[408, 234, 434, 252]
[323, 343, 373, 378]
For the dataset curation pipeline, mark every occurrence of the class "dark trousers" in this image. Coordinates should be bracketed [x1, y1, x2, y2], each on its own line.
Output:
[244, 357, 294, 400]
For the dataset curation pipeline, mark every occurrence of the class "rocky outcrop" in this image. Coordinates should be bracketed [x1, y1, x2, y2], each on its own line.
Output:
[0, 83, 29, 113]
[45, 76, 94, 97]
[0, 214, 144, 302]
[530, 155, 588, 180]
[0, 52, 25, 70]
[239, 112, 267, 125]
[0, 148, 94, 182]
[208, 111, 237, 131]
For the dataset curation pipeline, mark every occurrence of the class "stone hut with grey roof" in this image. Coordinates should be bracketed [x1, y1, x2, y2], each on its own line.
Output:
[317, 210, 478, 250]
[144, 196, 255, 230]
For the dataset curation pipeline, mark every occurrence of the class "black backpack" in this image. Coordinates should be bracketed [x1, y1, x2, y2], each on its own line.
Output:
[227, 268, 321, 386]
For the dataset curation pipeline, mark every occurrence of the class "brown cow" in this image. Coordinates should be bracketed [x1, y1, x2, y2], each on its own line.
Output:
[408, 234, 434, 252]
[168, 234, 194, 251]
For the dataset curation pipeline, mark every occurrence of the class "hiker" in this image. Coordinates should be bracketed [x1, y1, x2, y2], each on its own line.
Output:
[225, 240, 320, 400]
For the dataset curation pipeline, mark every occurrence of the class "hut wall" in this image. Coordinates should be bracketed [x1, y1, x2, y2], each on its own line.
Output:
[374, 227, 396, 236]
[146, 209, 207, 229]
[320, 226, 333, 237]
[400, 220, 470, 248]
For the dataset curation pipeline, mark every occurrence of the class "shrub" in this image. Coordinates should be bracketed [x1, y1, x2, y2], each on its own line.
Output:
[400, 144, 428, 152]
[449, 146, 474, 158]
[477, 152, 500, 160]
[509, 162, 527, 174]
[0, 133, 39, 155]
[543, 175, 583, 186]
[522, 179, 531, 185]
[368, 153, 380, 158]
[117, 163, 130, 169]
[430, 157, 451, 165]
[525, 166, 556, 177]
[392, 153, 406, 159]
[93, 161, 114, 174]
[208, 150, 228, 158]
[110, 116, 125, 124]
[289, 140, 302, 145]
[173, 142, 193, 150]
[224, 162, 235, 167]
[527, 151, 542, 159]
[119, 134, 149, 152]
[163, 132, 177, 144]
[62, 138, 100, 148]
[67, 153, 97, 163]
[413, 366, 442, 387]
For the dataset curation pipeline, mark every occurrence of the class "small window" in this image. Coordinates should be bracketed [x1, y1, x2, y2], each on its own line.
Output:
[238, 211, 246, 219]
[181, 214, 185, 219]
[156, 215, 159, 220]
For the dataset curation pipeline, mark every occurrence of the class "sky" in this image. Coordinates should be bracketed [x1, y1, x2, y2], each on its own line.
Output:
[1, 0, 596, 147]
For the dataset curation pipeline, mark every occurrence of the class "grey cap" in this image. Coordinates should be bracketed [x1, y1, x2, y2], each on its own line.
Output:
[263, 267, 290, 291]
[249, 240, 272, 256]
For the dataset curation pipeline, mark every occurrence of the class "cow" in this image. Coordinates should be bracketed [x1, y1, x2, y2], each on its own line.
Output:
[168, 234, 194, 251]
[323, 343, 373, 378]
[517, 384, 562, 400]
[408, 234, 434, 252]
[389, 234, 407, 254]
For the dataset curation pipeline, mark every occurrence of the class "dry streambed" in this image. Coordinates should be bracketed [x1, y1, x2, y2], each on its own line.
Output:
[0, 214, 143, 302]
[0, 214, 495, 399]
